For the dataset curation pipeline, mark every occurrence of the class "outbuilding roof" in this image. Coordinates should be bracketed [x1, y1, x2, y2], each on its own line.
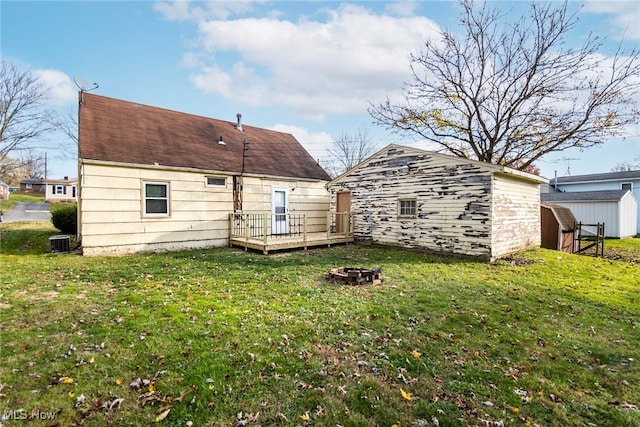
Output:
[78, 93, 331, 181]
[330, 144, 548, 185]
[541, 189, 631, 203]
[541, 203, 577, 231]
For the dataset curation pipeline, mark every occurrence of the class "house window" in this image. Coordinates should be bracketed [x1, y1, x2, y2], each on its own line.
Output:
[26, 183, 32, 189]
[621, 182, 632, 191]
[398, 199, 417, 217]
[206, 176, 227, 187]
[53, 185, 65, 195]
[143, 182, 170, 216]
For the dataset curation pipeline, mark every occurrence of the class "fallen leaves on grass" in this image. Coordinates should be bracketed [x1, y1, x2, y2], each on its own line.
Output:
[155, 407, 170, 422]
[236, 411, 260, 425]
[400, 388, 412, 401]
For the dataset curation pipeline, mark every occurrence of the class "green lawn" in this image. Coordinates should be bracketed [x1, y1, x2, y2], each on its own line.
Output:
[0, 223, 638, 426]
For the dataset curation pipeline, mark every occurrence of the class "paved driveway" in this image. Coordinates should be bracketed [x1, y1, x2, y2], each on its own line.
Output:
[1, 202, 51, 222]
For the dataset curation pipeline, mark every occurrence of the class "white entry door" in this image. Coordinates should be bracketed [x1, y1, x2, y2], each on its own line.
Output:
[271, 187, 289, 235]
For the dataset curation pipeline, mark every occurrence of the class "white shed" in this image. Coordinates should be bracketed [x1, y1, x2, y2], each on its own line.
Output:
[541, 190, 637, 238]
[328, 145, 547, 261]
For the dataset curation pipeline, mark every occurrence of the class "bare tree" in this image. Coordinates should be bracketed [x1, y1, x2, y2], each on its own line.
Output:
[370, 0, 640, 171]
[323, 127, 377, 177]
[0, 59, 54, 175]
[21, 150, 46, 178]
[611, 156, 640, 172]
[52, 106, 79, 160]
[0, 152, 44, 185]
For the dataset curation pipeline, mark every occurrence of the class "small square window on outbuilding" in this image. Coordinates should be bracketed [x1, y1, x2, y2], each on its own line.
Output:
[398, 199, 417, 217]
[206, 176, 227, 187]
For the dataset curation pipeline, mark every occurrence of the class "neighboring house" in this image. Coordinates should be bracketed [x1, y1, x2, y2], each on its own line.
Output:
[547, 170, 640, 235]
[19, 178, 45, 192]
[0, 180, 9, 199]
[78, 93, 333, 256]
[540, 203, 577, 253]
[328, 144, 547, 261]
[541, 190, 637, 238]
[45, 177, 77, 203]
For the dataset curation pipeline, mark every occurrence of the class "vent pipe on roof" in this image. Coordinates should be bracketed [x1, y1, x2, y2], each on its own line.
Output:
[236, 113, 243, 131]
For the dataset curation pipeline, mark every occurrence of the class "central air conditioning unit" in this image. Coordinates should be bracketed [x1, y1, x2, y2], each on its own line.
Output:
[49, 235, 70, 253]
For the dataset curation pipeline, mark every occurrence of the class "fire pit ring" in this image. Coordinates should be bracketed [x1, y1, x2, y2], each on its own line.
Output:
[326, 266, 382, 285]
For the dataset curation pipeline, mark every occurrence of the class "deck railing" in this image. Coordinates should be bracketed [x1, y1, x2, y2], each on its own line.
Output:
[229, 212, 353, 243]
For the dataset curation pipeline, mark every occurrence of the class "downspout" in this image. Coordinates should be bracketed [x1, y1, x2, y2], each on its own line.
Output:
[235, 113, 246, 212]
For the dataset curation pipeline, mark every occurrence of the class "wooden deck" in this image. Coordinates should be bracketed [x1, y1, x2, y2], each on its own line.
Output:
[229, 212, 354, 254]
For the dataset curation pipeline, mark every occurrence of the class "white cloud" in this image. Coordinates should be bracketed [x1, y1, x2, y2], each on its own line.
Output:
[34, 69, 76, 106]
[268, 123, 333, 160]
[584, 1, 640, 40]
[154, 0, 263, 21]
[164, 3, 440, 122]
[385, 0, 420, 17]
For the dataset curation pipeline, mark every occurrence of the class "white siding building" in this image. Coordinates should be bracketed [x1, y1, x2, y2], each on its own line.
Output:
[45, 178, 77, 203]
[541, 190, 637, 238]
[548, 170, 640, 235]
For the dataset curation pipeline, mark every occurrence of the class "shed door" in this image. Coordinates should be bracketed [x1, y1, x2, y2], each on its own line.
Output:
[272, 187, 289, 235]
[336, 191, 351, 233]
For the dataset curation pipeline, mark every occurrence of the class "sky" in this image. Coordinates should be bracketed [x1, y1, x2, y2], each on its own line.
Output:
[1, 0, 639, 180]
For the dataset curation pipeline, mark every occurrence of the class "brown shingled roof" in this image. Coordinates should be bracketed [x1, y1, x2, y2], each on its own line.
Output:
[78, 93, 331, 181]
[541, 203, 577, 231]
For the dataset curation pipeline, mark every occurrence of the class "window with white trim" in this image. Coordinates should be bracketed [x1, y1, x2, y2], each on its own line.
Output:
[143, 182, 170, 216]
[621, 182, 632, 191]
[206, 176, 227, 187]
[398, 199, 417, 217]
[53, 185, 65, 195]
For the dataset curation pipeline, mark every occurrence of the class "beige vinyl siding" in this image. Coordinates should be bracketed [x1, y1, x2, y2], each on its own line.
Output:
[79, 162, 232, 256]
[491, 173, 541, 259]
[240, 176, 330, 233]
[79, 162, 331, 255]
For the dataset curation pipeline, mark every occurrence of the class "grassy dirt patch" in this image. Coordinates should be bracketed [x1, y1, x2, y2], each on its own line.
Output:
[0, 228, 638, 426]
[603, 237, 640, 264]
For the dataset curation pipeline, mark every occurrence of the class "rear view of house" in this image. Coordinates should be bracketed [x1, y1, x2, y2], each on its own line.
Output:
[77, 93, 332, 256]
[328, 145, 547, 261]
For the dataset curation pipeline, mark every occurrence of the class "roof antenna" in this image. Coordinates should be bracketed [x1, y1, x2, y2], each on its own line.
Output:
[74, 76, 99, 104]
[560, 157, 580, 176]
[236, 113, 243, 131]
